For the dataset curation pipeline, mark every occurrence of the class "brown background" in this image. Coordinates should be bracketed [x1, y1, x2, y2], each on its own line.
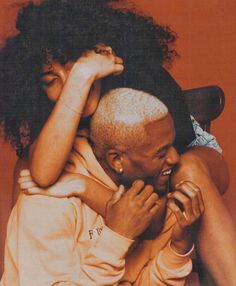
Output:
[0, 0, 236, 275]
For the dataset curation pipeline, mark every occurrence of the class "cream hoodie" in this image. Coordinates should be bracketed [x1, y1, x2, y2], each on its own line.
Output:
[1, 137, 193, 286]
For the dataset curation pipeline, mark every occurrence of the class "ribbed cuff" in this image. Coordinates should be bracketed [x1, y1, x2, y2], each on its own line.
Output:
[158, 241, 194, 269]
[169, 241, 195, 257]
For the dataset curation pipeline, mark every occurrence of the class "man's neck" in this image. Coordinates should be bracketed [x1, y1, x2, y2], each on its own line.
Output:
[98, 159, 121, 186]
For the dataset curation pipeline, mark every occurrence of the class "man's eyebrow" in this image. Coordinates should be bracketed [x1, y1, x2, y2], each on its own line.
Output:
[156, 144, 172, 154]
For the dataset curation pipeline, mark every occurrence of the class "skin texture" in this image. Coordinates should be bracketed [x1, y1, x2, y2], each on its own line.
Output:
[98, 115, 179, 192]
[14, 45, 234, 286]
[2, 1, 233, 283]
[171, 147, 236, 285]
[0, 0, 181, 157]
[30, 46, 123, 187]
[100, 114, 179, 240]
[15, 47, 235, 283]
[19, 113, 205, 254]
[100, 113, 204, 253]
[18, 145, 236, 285]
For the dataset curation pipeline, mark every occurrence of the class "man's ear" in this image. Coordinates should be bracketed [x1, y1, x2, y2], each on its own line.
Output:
[106, 149, 124, 175]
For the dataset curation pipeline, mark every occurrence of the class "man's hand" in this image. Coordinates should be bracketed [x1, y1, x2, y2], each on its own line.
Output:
[167, 181, 205, 254]
[105, 180, 160, 240]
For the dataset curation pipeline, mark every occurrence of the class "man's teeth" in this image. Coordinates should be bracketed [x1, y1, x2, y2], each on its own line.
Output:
[162, 169, 171, 176]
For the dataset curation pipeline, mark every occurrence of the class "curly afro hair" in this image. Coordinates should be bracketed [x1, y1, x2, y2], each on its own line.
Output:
[0, 0, 179, 156]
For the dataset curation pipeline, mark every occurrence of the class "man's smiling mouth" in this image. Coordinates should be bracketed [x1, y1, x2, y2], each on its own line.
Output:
[162, 169, 172, 176]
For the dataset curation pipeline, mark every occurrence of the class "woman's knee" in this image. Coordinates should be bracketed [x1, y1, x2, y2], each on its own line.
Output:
[171, 147, 229, 194]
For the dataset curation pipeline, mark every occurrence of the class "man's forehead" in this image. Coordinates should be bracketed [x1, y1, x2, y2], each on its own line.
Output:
[128, 116, 174, 155]
[145, 114, 174, 135]
[146, 115, 175, 146]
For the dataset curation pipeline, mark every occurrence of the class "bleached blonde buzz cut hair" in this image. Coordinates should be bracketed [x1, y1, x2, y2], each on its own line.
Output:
[90, 88, 168, 157]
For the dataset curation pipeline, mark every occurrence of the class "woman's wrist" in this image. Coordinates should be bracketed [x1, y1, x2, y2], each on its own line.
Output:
[70, 61, 96, 83]
[170, 239, 194, 255]
[59, 73, 94, 112]
[58, 96, 83, 115]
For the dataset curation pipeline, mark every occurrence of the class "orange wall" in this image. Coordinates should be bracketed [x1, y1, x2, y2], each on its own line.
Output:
[0, 0, 236, 260]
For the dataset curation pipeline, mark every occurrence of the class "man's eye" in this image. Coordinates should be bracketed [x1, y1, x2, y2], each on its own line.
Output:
[157, 152, 166, 159]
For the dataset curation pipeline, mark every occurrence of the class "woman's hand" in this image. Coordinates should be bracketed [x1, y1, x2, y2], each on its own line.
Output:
[167, 180, 205, 254]
[18, 169, 87, 198]
[71, 43, 124, 82]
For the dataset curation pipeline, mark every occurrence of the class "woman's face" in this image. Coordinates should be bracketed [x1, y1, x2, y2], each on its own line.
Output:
[41, 60, 101, 117]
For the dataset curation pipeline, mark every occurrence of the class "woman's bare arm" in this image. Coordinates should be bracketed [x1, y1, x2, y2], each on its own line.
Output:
[29, 48, 123, 187]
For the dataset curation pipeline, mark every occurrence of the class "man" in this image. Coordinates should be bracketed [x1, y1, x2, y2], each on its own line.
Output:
[1, 88, 204, 286]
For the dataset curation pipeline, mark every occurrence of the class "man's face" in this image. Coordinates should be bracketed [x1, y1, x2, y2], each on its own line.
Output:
[121, 114, 179, 196]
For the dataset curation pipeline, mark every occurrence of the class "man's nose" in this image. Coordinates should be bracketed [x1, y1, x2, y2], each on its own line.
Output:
[166, 146, 180, 166]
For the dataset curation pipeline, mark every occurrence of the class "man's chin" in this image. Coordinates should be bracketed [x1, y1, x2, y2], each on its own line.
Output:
[139, 227, 163, 240]
[154, 182, 169, 195]
[139, 221, 164, 240]
[138, 206, 167, 240]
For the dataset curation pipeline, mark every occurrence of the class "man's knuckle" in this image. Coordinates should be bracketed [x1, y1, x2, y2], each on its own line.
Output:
[189, 192, 196, 199]
[182, 197, 189, 205]
[151, 193, 158, 200]
[135, 200, 143, 208]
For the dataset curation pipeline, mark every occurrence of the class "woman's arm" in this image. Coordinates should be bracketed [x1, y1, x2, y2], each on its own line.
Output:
[29, 73, 93, 187]
[29, 47, 123, 187]
[19, 169, 113, 216]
